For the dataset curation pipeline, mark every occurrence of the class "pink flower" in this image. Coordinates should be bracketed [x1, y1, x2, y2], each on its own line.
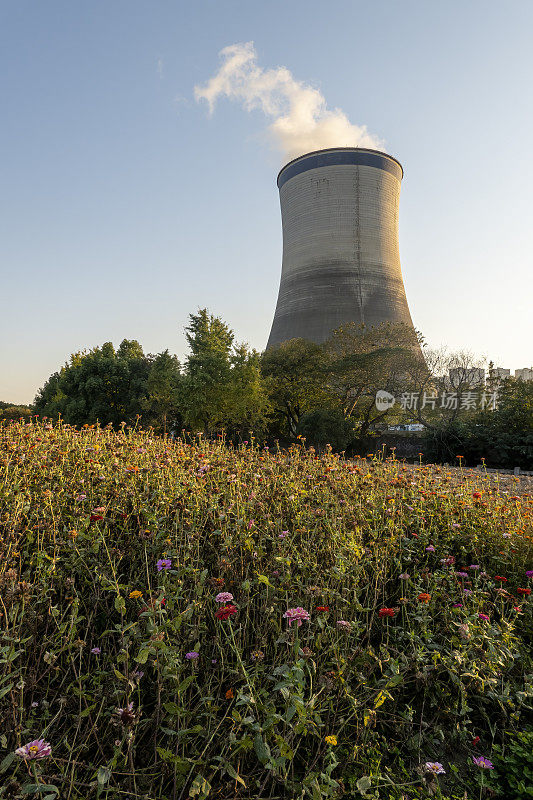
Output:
[15, 739, 52, 760]
[336, 620, 352, 631]
[425, 762, 445, 774]
[90, 647, 101, 654]
[283, 607, 310, 627]
[399, 573, 410, 580]
[472, 756, 493, 769]
[426, 545, 436, 552]
[478, 613, 490, 622]
[215, 592, 234, 604]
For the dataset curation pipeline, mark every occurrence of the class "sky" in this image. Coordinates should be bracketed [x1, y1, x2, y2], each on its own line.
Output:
[1, 0, 532, 404]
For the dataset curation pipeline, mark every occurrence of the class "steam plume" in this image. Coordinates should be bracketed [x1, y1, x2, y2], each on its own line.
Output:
[195, 42, 383, 162]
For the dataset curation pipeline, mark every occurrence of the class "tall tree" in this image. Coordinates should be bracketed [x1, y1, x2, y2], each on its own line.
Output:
[34, 340, 152, 427]
[260, 338, 327, 436]
[143, 350, 181, 434]
[322, 322, 426, 438]
[178, 309, 234, 432]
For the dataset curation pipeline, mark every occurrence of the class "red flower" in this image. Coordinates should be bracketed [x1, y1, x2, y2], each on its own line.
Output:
[472, 492, 482, 499]
[472, 736, 480, 746]
[494, 576, 507, 582]
[315, 606, 329, 612]
[517, 587, 531, 596]
[215, 604, 238, 621]
[90, 514, 104, 522]
[379, 608, 396, 618]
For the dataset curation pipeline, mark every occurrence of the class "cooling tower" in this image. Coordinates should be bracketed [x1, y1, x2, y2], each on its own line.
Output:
[267, 147, 417, 348]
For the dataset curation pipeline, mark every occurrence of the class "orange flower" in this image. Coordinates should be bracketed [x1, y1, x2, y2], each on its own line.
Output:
[225, 689, 234, 700]
[417, 593, 431, 603]
[517, 587, 531, 596]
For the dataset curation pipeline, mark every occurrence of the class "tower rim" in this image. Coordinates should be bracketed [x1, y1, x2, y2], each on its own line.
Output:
[277, 147, 403, 188]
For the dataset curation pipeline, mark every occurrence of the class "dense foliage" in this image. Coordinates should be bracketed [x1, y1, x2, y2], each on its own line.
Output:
[1, 421, 532, 799]
[422, 379, 533, 469]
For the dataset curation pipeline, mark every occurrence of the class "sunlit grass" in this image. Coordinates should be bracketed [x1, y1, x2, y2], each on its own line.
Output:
[1, 420, 532, 799]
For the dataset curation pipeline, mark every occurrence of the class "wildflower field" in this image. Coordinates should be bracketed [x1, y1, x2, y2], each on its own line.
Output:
[1, 421, 532, 799]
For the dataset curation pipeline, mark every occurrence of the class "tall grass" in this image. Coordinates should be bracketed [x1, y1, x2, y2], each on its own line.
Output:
[0, 420, 532, 799]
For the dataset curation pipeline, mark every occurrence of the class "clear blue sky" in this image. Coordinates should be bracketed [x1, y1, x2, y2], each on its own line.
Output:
[1, 0, 532, 404]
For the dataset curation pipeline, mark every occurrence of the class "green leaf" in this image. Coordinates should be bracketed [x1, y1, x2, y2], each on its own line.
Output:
[256, 573, 274, 588]
[164, 701, 181, 715]
[23, 785, 59, 795]
[0, 751, 15, 773]
[224, 762, 246, 787]
[97, 766, 111, 785]
[188, 774, 211, 799]
[177, 674, 194, 693]
[356, 776, 372, 796]
[0, 684, 13, 700]
[254, 733, 271, 765]
[135, 649, 150, 664]
[114, 595, 126, 615]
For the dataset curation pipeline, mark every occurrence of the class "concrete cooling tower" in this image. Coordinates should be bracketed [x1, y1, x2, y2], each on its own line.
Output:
[267, 147, 417, 348]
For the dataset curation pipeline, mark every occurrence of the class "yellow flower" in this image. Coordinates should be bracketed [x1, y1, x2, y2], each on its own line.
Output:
[129, 590, 143, 599]
[324, 735, 337, 746]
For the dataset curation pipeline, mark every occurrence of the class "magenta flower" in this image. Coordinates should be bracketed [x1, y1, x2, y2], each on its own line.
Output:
[452, 603, 463, 608]
[455, 571, 469, 579]
[425, 762, 445, 774]
[472, 756, 493, 769]
[185, 651, 199, 660]
[283, 607, 310, 627]
[526, 570, 533, 578]
[215, 592, 234, 604]
[469, 564, 480, 570]
[336, 620, 352, 631]
[156, 558, 172, 571]
[90, 647, 101, 654]
[478, 613, 490, 621]
[15, 739, 52, 760]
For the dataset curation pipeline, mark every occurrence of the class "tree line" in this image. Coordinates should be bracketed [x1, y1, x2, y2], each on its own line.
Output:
[26, 308, 533, 468]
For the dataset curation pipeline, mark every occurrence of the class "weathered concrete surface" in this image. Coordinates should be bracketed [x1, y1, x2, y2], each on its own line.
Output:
[267, 148, 417, 348]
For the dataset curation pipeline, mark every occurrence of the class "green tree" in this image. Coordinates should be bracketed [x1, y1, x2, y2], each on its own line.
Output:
[143, 350, 181, 434]
[224, 344, 272, 438]
[34, 340, 152, 427]
[260, 338, 327, 436]
[322, 322, 426, 438]
[178, 309, 234, 432]
[0, 404, 32, 422]
[179, 310, 271, 438]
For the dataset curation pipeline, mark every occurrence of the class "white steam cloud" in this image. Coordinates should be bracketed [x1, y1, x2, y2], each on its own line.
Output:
[195, 42, 383, 162]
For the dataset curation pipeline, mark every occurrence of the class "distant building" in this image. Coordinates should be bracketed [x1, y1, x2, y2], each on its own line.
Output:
[515, 367, 533, 381]
[447, 367, 485, 388]
[490, 368, 511, 380]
